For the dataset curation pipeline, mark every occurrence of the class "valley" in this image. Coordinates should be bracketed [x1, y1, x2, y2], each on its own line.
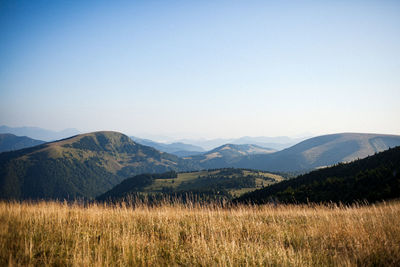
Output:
[97, 168, 285, 201]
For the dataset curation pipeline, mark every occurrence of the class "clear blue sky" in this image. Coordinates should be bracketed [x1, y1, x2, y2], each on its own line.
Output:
[1, 0, 399, 139]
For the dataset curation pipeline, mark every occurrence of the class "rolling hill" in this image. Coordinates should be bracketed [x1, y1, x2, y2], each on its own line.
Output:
[234, 133, 400, 172]
[229, 136, 308, 150]
[97, 168, 285, 202]
[0, 131, 199, 200]
[234, 146, 400, 204]
[0, 134, 45, 153]
[184, 144, 276, 169]
[130, 137, 205, 157]
[176, 136, 307, 151]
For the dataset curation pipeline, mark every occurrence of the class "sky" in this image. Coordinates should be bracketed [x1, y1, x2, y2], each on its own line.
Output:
[0, 0, 399, 140]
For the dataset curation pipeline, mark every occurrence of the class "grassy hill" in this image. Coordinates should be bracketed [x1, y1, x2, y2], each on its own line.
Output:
[185, 144, 276, 169]
[235, 133, 400, 172]
[97, 168, 284, 202]
[234, 146, 400, 204]
[0, 131, 199, 200]
[0, 133, 45, 153]
[131, 136, 205, 157]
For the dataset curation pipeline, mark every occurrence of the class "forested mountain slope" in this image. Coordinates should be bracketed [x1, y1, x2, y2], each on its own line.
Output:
[235, 146, 400, 204]
[0, 131, 198, 200]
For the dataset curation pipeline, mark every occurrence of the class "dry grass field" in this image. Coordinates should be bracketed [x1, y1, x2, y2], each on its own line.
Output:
[1, 200, 399, 266]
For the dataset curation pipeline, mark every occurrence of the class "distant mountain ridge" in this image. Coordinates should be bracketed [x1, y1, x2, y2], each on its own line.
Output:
[229, 136, 307, 151]
[0, 125, 80, 141]
[1, 126, 305, 152]
[131, 136, 205, 157]
[184, 144, 276, 169]
[0, 131, 199, 200]
[234, 133, 400, 172]
[0, 134, 45, 153]
[176, 136, 307, 151]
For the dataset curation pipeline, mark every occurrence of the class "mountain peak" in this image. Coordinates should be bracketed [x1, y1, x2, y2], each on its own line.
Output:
[52, 131, 138, 154]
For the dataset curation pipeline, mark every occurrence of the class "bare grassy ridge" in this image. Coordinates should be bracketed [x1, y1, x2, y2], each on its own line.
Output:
[1, 201, 400, 266]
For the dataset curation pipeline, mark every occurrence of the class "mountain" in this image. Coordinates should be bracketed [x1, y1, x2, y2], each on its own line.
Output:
[234, 146, 400, 204]
[0, 134, 45, 153]
[131, 137, 205, 157]
[0, 131, 198, 200]
[177, 136, 307, 151]
[234, 133, 400, 172]
[230, 136, 308, 151]
[170, 150, 204, 157]
[185, 144, 276, 169]
[97, 168, 285, 202]
[0, 125, 80, 141]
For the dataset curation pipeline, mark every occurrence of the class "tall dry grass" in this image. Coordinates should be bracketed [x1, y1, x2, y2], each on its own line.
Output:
[1, 200, 399, 266]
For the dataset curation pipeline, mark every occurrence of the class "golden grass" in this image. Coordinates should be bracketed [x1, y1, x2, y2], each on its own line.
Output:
[1, 200, 400, 266]
[243, 170, 284, 181]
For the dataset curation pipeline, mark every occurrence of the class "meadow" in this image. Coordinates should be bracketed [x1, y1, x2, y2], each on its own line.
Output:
[1, 200, 399, 266]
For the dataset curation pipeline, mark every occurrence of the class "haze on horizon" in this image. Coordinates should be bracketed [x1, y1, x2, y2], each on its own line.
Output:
[1, 0, 399, 140]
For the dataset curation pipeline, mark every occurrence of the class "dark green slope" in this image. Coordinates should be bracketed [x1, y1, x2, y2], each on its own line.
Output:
[97, 172, 178, 201]
[0, 134, 45, 153]
[234, 146, 400, 204]
[0, 131, 199, 200]
[235, 133, 400, 172]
